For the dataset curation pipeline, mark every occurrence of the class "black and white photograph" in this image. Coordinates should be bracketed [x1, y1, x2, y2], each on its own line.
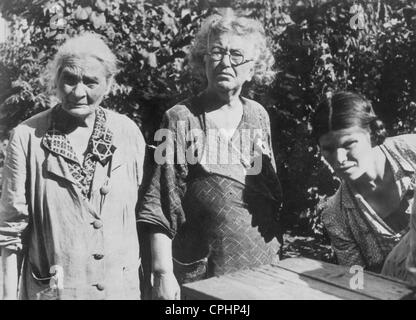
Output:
[0, 0, 416, 304]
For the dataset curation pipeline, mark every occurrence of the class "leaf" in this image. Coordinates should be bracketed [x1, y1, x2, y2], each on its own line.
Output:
[162, 13, 174, 27]
[160, 4, 175, 18]
[147, 52, 157, 68]
[74, 6, 89, 20]
[105, 26, 116, 40]
[45, 30, 57, 38]
[151, 39, 161, 48]
[95, 0, 107, 12]
[89, 12, 106, 29]
[181, 8, 190, 19]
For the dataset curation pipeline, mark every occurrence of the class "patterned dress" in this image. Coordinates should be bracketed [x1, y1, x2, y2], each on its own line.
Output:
[138, 93, 283, 283]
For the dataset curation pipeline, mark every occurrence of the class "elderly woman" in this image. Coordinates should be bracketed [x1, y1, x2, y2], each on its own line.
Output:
[0, 33, 145, 299]
[312, 91, 416, 273]
[138, 12, 283, 299]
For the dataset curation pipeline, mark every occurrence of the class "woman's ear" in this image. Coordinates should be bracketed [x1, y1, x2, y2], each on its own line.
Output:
[370, 119, 387, 146]
[244, 63, 255, 83]
[248, 65, 255, 81]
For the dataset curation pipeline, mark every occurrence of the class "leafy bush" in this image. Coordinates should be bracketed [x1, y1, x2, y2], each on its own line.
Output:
[1, 0, 416, 244]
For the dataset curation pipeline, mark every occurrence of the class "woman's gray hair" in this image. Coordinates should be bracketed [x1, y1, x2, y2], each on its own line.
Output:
[189, 11, 276, 85]
[47, 32, 118, 93]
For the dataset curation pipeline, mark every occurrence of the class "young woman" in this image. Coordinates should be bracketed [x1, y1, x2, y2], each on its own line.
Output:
[312, 91, 416, 273]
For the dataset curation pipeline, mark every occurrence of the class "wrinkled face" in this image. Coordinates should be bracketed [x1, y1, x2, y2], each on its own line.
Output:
[319, 126, 374, 181]
[56, 56, 109, 118]
[204, 32, 256, 94]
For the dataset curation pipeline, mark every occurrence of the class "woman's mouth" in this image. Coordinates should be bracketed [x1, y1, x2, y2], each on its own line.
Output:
[216, 72, 233, 78]
[68, 102, 87, 107]
[337, 164, 356, 173]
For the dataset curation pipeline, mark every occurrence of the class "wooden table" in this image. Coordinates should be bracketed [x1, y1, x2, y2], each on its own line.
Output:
[182, 257, 415, 300]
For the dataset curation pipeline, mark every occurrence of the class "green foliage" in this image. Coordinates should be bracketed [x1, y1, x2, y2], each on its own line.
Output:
[1, 0, 416, 243]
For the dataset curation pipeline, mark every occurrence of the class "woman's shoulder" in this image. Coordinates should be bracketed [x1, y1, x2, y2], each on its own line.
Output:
[241, 96, 271, 129]
[104, 108, 138, 129]
[104, 108, 144, 142]
[102, 110, 146, 164]
[241, 96, 267, 113]
[13, 108, 53, 138]
[384, 134, 416, 149]
[383, 134, 416, 165]
[164, 97, 201, 122]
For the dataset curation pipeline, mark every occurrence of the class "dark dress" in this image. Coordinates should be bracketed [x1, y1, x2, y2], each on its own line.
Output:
[138, 93, 283, 284]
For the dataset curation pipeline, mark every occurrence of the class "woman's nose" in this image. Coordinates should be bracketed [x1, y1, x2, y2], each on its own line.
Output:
[335, 148, 348, 165]
[219, 53, 232, 67]
[72, 82, 87, 98]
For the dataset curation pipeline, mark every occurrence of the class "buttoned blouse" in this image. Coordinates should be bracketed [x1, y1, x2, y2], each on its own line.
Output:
[0, 106, 145, 299]
[321, 134, 416, 273]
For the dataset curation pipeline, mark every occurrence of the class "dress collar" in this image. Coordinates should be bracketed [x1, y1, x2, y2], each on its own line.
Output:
[42, 105, 116, 166]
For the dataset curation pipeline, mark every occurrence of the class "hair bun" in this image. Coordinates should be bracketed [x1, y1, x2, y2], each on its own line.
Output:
[370, 118, 387, 145]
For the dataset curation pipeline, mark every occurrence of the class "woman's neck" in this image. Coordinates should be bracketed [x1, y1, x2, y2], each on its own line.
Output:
[82, 111, 96, 129]
[59, 106, 96, 131]
[351, 146, 390, 194]
[203, 89, 242, 112]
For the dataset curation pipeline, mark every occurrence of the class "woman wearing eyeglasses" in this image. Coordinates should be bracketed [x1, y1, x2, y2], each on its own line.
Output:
[138, 11, 283, 299]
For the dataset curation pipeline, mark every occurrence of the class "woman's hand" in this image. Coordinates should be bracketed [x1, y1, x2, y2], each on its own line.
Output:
[149, 231, 180, 300]
[152, 271, 180, 300]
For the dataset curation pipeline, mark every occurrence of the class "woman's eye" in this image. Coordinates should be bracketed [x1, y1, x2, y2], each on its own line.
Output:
[344, 141, 357, 148]
[230, 50, 243, 57]
[84, 80, 98, 87]
[63, 75, 78, 86]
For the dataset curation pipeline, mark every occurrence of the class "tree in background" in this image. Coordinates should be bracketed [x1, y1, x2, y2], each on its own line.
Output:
[0, 0, 415, 259]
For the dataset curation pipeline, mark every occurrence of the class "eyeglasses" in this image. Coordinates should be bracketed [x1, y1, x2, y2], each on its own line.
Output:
[206, 47, 253, 66]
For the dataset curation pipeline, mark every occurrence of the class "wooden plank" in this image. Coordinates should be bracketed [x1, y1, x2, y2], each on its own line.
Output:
[183, 273, 342, 300]
[250, 264, 373, 300]
[223, 269, 343, 300]
[182, 263, 371, 300]
[275, 257, 413, 300]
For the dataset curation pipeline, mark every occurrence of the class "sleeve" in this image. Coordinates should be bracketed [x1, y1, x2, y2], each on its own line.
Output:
[130, 120, 146, 188]
[249, 105, 283, 243]
[322, 206, 366, 267]
[258, 107, 282, 199]
[258, 107, 277, 172]
[0, 126, 29, 252]
[137, 110, 188, 239]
